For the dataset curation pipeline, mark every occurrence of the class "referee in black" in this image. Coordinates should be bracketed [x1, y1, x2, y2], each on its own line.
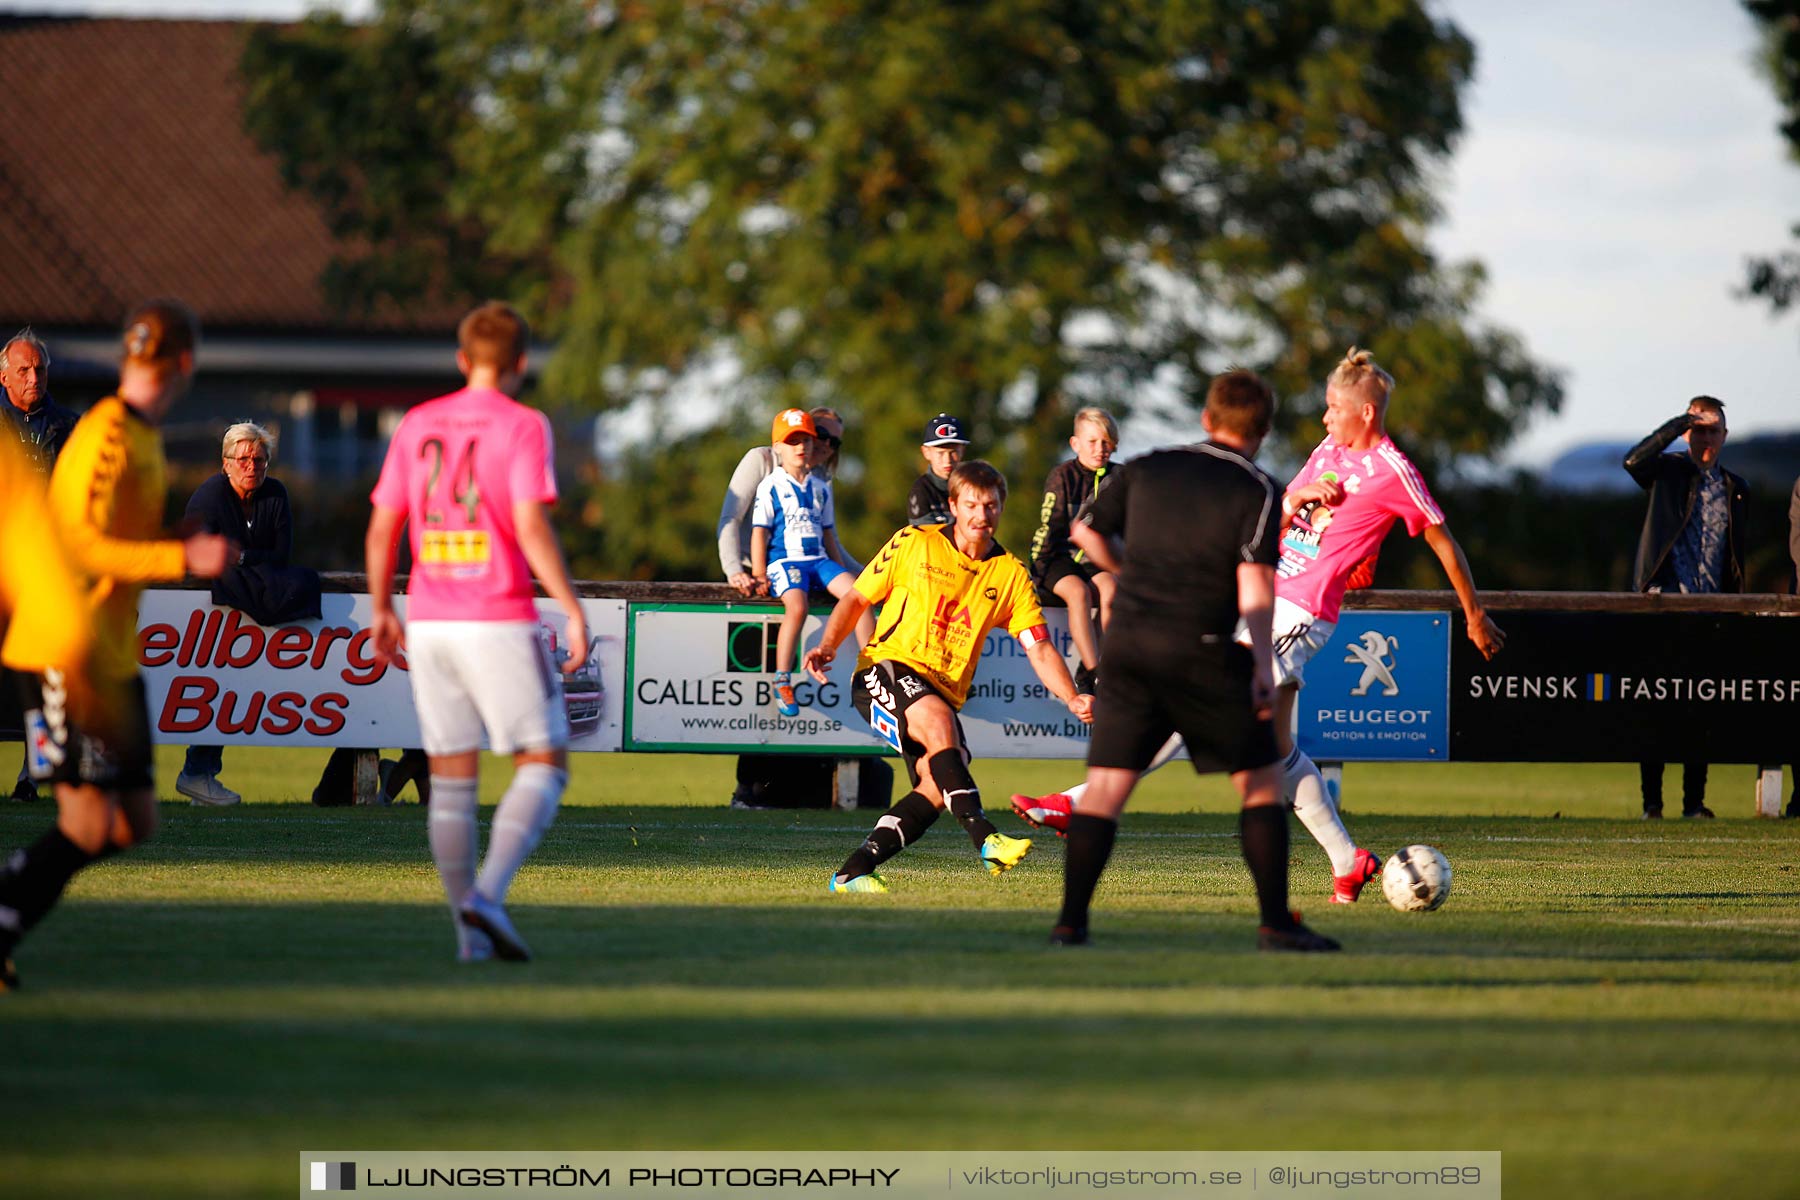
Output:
[1051, 369, 1339, 952]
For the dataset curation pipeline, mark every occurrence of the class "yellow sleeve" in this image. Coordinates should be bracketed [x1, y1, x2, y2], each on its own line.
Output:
[1004, 557, 1048, 639]
[0, 442, 91, 673]
[49, 403, 187, 583]
[853, 526, 914, 606]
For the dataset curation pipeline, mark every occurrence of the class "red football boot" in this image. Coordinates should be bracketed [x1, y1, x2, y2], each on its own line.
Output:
[1010, 791, 1074, 837]
[1331, 847, 1382, 905]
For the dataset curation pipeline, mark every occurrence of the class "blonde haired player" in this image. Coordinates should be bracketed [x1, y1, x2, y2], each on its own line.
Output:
[1014, 349, 1503, 904]
[366, 302, 587, 963]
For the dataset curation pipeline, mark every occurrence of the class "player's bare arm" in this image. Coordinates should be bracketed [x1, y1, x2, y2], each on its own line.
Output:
[1068, 521, 1122, 574]
[1422, 523, 1504, 660]
[1023, 639, 1093, 723]
[803, 588, 872, 683]
[513, 499, 588, 675]
[1237, 560, 1278, 717]
[364, 503, 408, 663]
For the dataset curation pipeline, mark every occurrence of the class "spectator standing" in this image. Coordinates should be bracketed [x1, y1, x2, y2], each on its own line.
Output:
[750, 409, 870, 717]
[0, 301, 234, 991]
[1624, 397, 1747, 819]
[906, 414, 969, 527]
[175, 423, 322, 806]
[1029, 407, 1118, 695]
[1, 329, 80, 802]
[1787, 474, 1799, 818]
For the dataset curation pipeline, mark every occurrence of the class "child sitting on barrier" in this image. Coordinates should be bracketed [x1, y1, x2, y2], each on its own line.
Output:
[1029, 407, 1118, 696]
[752, 409, 871, 716]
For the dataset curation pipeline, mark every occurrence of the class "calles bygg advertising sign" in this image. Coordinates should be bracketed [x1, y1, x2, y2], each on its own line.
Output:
[625, 604, 1093, 758]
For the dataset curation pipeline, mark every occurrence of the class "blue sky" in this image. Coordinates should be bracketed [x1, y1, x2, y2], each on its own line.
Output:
[11, 0, 1800, 466]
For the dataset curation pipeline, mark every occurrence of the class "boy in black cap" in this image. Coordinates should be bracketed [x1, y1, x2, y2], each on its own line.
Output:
[907, 414, 970, 527]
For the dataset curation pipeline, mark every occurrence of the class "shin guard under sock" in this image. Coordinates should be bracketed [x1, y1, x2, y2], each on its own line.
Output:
[1283, 744, 1356, 875]
[837, 791, 940, 881]
[928, 750, 993, 847]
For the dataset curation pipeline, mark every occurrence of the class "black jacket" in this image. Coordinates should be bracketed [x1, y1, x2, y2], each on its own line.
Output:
[1029, 458, 1111, 583]
[0, 393, 79, 471]
[184, 473, 321, 624]
[907, 471, 951, 527]
[1624, 415, 1747, 594]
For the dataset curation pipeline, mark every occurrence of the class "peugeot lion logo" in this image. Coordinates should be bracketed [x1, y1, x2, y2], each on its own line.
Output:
[1344, 631, 1400, 697]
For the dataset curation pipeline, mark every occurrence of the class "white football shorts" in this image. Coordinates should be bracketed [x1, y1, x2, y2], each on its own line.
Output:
[405, 619, 571, 755]
[1234, 595, 1335, 690]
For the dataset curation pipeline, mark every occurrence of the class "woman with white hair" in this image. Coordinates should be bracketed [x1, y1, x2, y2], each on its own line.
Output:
[174, 421, 319, 806]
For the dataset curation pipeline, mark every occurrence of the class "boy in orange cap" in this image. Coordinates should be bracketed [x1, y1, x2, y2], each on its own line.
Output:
[752, 409, 870, 716]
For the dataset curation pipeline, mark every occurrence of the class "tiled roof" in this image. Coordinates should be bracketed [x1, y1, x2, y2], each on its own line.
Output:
[0, 16, 457, 334]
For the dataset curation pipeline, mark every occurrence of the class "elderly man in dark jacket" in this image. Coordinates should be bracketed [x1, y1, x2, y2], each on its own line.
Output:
[2, 329, 80, 802]
[0, 329, 78, 471]
[1623, 396, 1747, 819]
[176, 422, 321, 806]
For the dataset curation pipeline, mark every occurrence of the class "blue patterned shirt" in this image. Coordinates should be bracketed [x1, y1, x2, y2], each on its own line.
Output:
[1668, 465, 1727, 594]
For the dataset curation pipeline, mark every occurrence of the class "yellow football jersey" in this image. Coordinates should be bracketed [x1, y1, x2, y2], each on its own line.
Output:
[0, 435, 90, 675]
[48, 397, 187, 682]
[853, 524, 1047, 709]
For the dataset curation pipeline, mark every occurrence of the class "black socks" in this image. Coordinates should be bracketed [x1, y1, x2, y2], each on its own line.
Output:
[1057, 813, 1118, 933]
[1238, 805, 1292, 928]
[928, 750, 994, 848]
[836, 791, 940, 881]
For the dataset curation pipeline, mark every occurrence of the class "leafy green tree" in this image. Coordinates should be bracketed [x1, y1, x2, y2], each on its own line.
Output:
[245, 0, 1560, 572]
[1742, 1, 1800, 317]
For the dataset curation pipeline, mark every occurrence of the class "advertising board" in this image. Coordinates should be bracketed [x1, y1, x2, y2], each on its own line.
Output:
[625, 603, 1092, 758]
[137, 591, 627, 751]
[1296, 611, 1450, 762]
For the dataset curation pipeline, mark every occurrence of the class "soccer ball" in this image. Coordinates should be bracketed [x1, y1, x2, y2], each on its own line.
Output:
[1381, 845, 1452, 912]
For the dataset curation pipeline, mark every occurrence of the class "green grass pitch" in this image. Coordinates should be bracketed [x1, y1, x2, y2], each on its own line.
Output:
[2, 749, 1798, 1199]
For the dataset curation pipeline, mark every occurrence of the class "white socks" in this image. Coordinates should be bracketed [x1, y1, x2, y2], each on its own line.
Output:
[1060, 733, 1184, 808]
[427, 775, 487, 959]
[1282, 745, 1357, 875]
[475, 763, 568, 904]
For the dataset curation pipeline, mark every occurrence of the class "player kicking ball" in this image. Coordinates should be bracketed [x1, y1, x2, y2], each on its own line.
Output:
[803, 461, 1092, 893]
[1013, 347, 1503, 907]
[366, 302, 588, 963]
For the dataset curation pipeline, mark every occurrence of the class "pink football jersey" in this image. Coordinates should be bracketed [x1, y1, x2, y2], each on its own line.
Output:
[1277, 435, 1443, 623]
[370, 386, 558, 622]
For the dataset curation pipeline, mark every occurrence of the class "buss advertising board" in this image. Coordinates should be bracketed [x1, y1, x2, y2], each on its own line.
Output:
[137, 591, 628, 752]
